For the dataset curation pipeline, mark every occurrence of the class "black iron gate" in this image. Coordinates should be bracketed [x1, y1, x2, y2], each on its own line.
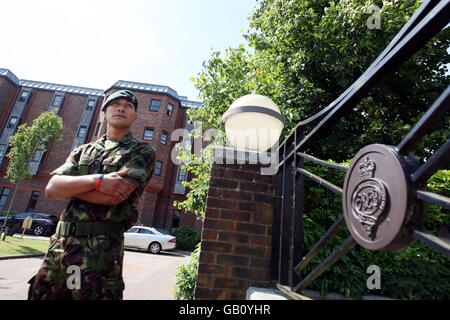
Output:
[270, 0, 450, 296]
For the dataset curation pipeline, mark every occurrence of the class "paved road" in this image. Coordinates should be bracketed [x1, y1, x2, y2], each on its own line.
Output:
[0, 249, 192, 300]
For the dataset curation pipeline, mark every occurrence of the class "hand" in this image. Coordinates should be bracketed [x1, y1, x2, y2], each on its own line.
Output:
[97, 169, 137, 202]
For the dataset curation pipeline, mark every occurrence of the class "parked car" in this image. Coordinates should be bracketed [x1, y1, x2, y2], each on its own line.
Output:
[124, 226, 176, 254]
[153, 228, 172, 235]
[0, 212, 58, 236]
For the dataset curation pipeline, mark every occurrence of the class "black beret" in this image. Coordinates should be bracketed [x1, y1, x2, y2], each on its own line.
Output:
[101, 90, 138, 111]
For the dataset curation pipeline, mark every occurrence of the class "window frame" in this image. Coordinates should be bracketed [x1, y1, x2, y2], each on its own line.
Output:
[149, 99, 161, 112]
[52, 95, 63, 107]
[143, 127, 154, 141]
[0, 187, 11, 212]
[154, 160, 163, 176]
[19, 91, 29, 103]
[167, 103, 174, 117]
[160, 130, 169, 145]
[26, 191, 40, 212]
[0, 144, 7, 158]
[126, 227, 140, 233]
[95, 122, 101, 136]
[177, 167, 187, 182]
[138, 228, 155, 234]
[13, 213, 30, 219]
[85, 99, 96, 111]
[77, 125, 87, 138]
[7, 116, 18, 129]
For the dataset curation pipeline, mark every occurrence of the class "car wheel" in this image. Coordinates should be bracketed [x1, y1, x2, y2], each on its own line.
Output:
[33, 225, 45, 236]
[148, 242, 161, 254]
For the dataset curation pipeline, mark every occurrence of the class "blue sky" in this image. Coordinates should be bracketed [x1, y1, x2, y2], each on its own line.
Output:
[0, 0, 257, 101]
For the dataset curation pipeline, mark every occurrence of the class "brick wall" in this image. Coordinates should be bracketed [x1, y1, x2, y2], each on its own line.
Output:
[42, 93, 90, 176]
[194, 147, 275, 300]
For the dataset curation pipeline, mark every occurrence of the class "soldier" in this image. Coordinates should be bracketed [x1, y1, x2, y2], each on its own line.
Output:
[27, 90, 156, 300]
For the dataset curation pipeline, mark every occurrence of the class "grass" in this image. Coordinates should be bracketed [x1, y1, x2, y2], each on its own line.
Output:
[0, 236, 49, 256]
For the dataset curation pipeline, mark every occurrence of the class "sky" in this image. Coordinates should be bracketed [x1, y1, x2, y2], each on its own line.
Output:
[0, 0, 257, 101]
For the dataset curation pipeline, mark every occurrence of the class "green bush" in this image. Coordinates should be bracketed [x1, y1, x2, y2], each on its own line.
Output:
[172, 226, 202, 252]
[173, 243, 200, 300]
[0, 211, 17, 217]
[301, 162, 449, 299]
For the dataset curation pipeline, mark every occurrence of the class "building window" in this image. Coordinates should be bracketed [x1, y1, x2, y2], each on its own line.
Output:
[19, 91, 28, 102]
[143, 127, 154, 141]
[52, 95, 62, 107]
[167, 103, 174, 117]
[86, 99, 95, 111]
[161, 131, 168, 145]
[149, 99, 161, 112]
[171, 210, 180, 231]
[26, 191, 40, 212]
[154, 160, 162, 176]
[77, 125, 87, 138]
[30, 150, 42, 163]
[177, 168, 187, 182]
[7, 116, 18, 129]
[0, 145, 7, 158]
[95, 122, 101, 136]
[0, 188, 11, 212]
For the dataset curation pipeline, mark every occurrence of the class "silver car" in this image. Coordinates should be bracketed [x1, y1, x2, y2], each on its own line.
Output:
[124, 226, 176, 254]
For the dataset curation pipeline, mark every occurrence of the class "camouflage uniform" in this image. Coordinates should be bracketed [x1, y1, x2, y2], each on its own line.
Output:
[27, 132, 156, 300]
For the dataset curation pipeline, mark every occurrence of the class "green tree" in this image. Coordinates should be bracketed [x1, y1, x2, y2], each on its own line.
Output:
[174, 46, 281, 220]
[246, 0, 449, 160]
[173, 134, 215, 221]
[1, 110, 63, 240]
[175, 0, 449, 220]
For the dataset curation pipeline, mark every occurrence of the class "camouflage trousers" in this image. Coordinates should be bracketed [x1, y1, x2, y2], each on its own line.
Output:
[28, 233, 125, 300]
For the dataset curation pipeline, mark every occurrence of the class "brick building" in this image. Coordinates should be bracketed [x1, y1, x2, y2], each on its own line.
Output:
[0, 68, 202, 232]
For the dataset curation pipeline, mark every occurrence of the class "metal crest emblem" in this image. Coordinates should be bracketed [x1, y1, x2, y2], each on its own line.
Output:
[343, 144, 419, 251]
[351, 157, 387, 239]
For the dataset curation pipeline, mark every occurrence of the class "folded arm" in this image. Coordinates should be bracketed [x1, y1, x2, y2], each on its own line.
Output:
[74, 190, 123, 206]
[45, 174, 99, 200]
[45, 169, 136, 204]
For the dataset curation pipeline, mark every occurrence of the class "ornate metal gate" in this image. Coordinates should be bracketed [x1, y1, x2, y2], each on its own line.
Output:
[270, 0, 449, 296]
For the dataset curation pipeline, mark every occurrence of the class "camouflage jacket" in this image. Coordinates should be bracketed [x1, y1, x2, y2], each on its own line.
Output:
[51, 132, 156, 231]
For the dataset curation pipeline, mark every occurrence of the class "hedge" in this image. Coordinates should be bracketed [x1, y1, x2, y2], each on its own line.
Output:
[172, 226, 202, 252]
[0, 211, 17, 217]
[173, 243, 200, 300]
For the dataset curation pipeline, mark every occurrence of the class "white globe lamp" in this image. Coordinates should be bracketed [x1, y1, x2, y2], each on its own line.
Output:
[222, 94, 285, 152]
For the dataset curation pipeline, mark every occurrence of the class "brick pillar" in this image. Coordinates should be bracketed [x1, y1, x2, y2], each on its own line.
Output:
[194, 147, 275, 300]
